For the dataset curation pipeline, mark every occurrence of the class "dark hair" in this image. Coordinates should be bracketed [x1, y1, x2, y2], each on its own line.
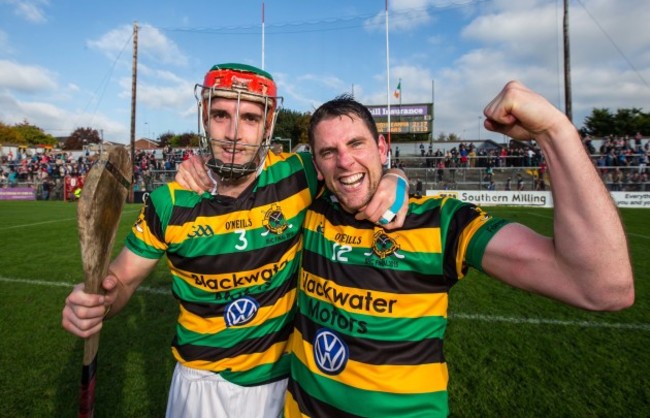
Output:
[308, 94, 379, 149]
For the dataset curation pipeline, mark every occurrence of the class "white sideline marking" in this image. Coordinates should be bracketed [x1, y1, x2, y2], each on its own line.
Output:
[1, 276, 647, 331]
[0, 217, 77, 230]
[0, 276, 168, 295]
[451, 313, 650, 331]
[0, 209, 140, 230]
[627, 232, 650, 240]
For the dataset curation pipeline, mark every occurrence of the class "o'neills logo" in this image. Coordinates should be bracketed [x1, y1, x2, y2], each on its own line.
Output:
[262, 204, 292, 235]
[334, 232, 361, 245]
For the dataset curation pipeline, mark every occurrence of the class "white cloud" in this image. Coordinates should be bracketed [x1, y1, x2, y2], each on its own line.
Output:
[415, 0, 650, 137]
[0, 88, 126, 139]
[85, 24, 134, 64]
[275, 72, 348, 111]
[139, 24, 189, 67]
[129, 78, 194, 110]
[0, 59, 57, 92]
[0, 30, 11, 54]
[0, 61, 130, 140]
[365, 0, 435, 32]
[86, 24, 188, 68]
[1, 0, 49, 23]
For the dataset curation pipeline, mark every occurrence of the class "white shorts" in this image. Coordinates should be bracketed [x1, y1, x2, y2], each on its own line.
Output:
[165, 363, 287, 418]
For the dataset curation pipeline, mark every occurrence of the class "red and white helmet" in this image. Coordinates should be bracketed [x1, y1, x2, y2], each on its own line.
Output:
[196, 63, 282, 180]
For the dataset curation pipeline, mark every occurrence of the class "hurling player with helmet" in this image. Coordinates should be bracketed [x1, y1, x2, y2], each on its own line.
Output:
[62, 63, 409, 418]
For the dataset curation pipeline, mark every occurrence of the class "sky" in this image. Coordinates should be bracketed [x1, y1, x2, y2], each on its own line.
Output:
[0, 0, 649, 145]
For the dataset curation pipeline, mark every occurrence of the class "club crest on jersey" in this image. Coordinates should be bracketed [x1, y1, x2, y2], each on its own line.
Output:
[224, 296, 259, 327]
[261, 204, 292, 236]
[313, 328, 349, 375]
[365, 230, 404, 259]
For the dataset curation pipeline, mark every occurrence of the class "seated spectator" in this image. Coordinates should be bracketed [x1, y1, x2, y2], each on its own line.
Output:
[8, 168, 18, 187]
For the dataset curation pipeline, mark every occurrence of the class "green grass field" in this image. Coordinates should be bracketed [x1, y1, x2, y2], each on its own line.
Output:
[0, 200, 648, 417]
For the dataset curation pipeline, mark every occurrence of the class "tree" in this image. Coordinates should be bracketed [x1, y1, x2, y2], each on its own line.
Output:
[613, 108, 648, 136]
[12, 121, 57, 147]
[275, 109, 310, 146]
[582, 108, 650, 137]
[0, 122, 24, 145]
[170, 132, 200, 148]
[158, 131, 175, 148]
[63, 127, 101, 150]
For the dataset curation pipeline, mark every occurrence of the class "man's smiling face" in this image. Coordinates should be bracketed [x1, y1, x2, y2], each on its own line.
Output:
[312, 114, 388, 213]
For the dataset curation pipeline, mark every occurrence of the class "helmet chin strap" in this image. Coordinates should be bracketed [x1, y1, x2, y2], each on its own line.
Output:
[204, 141, 270, 195]
[205, 141, 269, 176]
[207, 169, 219, 196]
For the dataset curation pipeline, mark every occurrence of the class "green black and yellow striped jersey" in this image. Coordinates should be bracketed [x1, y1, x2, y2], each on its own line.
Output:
[285, 191, 509, 417]
[125, 151, 320, 386]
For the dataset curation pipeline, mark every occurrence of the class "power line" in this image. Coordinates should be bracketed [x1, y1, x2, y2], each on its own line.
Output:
[158, 0, 489, 36]
[576, 0, 649, 89]
[79, 31, 134, 129]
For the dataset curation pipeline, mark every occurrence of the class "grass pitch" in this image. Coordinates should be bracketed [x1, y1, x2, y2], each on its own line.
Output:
[0, 201, 648, 417]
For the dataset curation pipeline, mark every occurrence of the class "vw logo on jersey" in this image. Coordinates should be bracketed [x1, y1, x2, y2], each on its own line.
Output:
[313, 328, 349, 375]
[224, 296, 259, 327]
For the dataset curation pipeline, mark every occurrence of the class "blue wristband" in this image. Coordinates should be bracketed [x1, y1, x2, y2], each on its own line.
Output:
[379, 175, 407, 225]
[389, 176, 407, 214]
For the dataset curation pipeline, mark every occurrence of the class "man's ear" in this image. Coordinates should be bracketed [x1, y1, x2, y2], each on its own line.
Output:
[378, 135, 388, 165]
[314, 159, 324, 181]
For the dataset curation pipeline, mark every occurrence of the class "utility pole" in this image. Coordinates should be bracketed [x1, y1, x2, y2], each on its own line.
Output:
[129, 21, 138, 203]
[563, 0, 573, 123]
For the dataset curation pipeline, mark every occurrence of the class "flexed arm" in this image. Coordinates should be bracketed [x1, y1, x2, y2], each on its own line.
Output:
[480, 81, 634, 311]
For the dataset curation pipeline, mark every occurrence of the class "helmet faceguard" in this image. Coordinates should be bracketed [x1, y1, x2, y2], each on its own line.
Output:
[196, 63, 283, 181]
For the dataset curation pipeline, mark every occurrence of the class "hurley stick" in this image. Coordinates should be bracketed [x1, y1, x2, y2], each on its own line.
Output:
[76, 145, 131, 418]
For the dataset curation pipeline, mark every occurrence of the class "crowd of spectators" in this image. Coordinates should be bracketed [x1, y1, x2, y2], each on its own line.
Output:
[2, 134, 649, 197]
[392, 141, 544, 171]
[392, 134, 650, 192]
[586, 133, 650, 191]
[0, 148, 94, 199]
[0, 145, 199, 199]
[131, 146, 197, 192]
[0, 149, 92, 182]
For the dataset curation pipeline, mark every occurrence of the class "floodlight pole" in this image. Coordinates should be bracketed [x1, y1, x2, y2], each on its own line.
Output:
[129, 21, 138, 203]
[385, 0, 392, 168]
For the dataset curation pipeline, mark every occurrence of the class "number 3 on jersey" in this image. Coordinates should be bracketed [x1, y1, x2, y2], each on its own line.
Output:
[235, 229, 248, 250]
